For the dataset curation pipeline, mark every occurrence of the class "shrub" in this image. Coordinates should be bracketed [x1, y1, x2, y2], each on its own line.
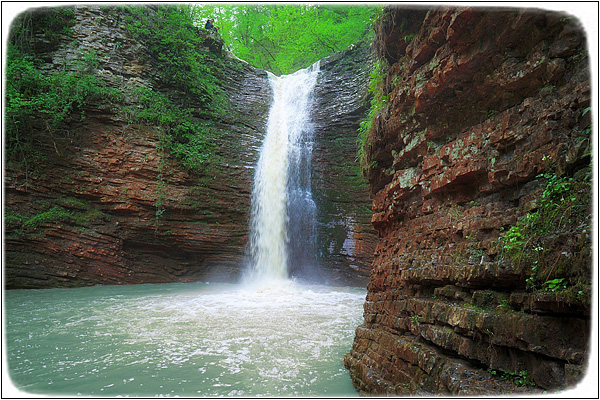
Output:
[5, 31, 119, 170]
[357, 59, 389, 172]
[496, 167, 592, 293]
[125, 87, 219, 173]
[22, 206, 74, 229]
[123, 5, 226, 112]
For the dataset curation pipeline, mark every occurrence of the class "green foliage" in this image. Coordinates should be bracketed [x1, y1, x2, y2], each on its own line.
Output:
[122, 5, 225, 174]
[22, 206, 74, 229]
[5, 198, 108, 236]
[496, 167, 592, 293]
[9, 7, 76, 53]
[488, 369, 535, 387]
[6, 205, 74, 233]
[544, 278, 567, 292]
[501, 224, 525, 255]
[5, 10, 120, 171]
[124, 5, 226, 110]
[193, 4, 378, 75]
[125, 87, 219, 173]
[502, 370, 536, 387]
[496, 300, 512, 312]
[357, 58, 389, 171]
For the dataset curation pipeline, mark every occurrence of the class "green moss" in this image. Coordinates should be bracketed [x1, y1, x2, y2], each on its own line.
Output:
[21, 206, 74, 229]
[357, 58, 389, 174]
[58, 196, 88, 210]
[5, 197, 109, 236]
[496, 166, 592, 293]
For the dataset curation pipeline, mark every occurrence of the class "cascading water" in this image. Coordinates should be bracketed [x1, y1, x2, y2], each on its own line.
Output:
[246, 62, 320, 283]
[5, 61, 367, 398]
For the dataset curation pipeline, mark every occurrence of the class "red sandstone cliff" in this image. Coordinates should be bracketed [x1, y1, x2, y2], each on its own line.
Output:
[4, 6, 376, 288]
[4, 6, 272, 288]
[345, 6, 592, 395]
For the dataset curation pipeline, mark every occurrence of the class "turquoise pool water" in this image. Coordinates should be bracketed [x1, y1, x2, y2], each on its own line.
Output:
[4, 280, 365, 397]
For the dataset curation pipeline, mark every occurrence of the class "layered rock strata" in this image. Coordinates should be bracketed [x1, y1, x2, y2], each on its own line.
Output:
[313, 42, 378, 285]
[4, 6, 374, 288]
[345, 6, 592, 395]
[4, 6, 271, 288]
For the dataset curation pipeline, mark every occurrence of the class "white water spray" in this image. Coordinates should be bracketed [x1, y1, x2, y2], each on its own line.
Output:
[247, 63, 320, 284]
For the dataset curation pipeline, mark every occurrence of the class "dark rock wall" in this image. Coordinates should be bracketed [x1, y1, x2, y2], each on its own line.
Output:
[312, 42, 378, 285]
[4, 5, 375, 289]
[344, 6, 592, 395]
[4, 6, 271, 288]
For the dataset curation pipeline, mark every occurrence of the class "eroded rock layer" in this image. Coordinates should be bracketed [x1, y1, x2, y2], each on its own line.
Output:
[4, 6, 374, 288]
[344, 6, 592, 395]
[313, 43, 378, 285]
[4, 6, 271, 288]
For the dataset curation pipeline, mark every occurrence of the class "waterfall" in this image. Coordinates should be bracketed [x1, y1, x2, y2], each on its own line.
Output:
[246, 62, 320, 283]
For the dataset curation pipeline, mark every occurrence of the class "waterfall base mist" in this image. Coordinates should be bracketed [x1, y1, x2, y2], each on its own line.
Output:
[6, 281, 365, 397]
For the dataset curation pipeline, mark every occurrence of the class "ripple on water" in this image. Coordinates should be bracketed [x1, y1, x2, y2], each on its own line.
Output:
[5, 280, 365, 397]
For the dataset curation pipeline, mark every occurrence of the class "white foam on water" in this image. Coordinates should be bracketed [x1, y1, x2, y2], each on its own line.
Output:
[5, 282, 365, 397]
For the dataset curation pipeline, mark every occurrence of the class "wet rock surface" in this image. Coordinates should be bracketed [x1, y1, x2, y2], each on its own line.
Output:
[4, 6, 373, 288]
[312, 42, 378, 285]
[345, 5, 592, 395]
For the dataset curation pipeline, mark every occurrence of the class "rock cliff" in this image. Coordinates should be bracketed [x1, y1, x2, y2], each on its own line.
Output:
[4, 5, 374, 288]
[4, 5, 271, 288]
[313, 42, 378, 285]
[344, 5, 592, 395]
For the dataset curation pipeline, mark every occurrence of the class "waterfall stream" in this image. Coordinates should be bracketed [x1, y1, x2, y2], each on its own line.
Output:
[5, 62, 367, 398]
[247, 63, 320, 283]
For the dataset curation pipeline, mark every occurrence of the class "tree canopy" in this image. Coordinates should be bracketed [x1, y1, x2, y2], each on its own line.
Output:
[192, 4, 378, 75]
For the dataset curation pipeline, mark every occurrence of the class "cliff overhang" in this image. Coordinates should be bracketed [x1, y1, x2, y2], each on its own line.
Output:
[345, 5, 592, 395]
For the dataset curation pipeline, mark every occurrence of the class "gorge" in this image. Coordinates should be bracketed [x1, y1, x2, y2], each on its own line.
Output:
[4, 3, 595, 397]
[4, 5, 376, 289]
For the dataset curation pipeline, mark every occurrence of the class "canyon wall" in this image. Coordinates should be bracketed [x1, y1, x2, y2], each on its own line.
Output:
[4, 5, 375, 288]
[345, 5, 592, 395]
[313, 43, 378, 285]
[4, 6, 271, 288]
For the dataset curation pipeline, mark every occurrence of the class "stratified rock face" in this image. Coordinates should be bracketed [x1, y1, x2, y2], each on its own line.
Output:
[312, 42, 378, 285]
[345, 6, 592, 395]
[4, 5, 375, 289]
[4, 5, 271, 288]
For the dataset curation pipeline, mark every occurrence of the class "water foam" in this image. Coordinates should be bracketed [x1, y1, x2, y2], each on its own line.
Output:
[5, 282, 365, 396]
[247, 63, 320, 284]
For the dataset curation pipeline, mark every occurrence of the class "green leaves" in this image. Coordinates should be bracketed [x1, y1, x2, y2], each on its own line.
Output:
[357, 59, 389, 171]
[121, 5, 229, 173]
[544, 278, 567, 292]
[5, 45, 116, 167]
[194, 4, 377, 75]
[125, 5, 226, 110]
[497, 168, 592, 293]
[539, 173, 573, 203]
[22, 206, 74, 229]
[126, 87, 218, 173]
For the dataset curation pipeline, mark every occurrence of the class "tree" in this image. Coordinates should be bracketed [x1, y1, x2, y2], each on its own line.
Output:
[192, 4, 377, 75]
